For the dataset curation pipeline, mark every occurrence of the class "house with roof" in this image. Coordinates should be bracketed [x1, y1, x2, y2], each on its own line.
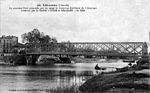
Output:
[0, 35, 18, 53]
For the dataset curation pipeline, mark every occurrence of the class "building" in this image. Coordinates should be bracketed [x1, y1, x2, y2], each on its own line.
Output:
[0, 35, 18, 53]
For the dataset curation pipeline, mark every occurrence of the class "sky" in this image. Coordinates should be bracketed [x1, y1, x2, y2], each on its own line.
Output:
[0, 0, 150, 43]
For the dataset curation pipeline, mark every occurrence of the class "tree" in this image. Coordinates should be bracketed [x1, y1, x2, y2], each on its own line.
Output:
[21, 28, 43, 44]
[21, 28, 58, 52]
[21, 28, 57, 44]
[39, 35, 51, 44]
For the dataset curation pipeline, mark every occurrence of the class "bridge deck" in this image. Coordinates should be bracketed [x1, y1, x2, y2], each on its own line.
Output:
[26, 52, 142, 57]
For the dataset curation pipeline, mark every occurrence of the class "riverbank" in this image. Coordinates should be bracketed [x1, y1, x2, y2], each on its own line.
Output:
[72, 57, 120, 63]
[79, 59, 150, 93]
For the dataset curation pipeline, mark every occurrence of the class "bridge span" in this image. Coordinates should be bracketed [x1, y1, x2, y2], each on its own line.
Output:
[26, 42, 148, 57]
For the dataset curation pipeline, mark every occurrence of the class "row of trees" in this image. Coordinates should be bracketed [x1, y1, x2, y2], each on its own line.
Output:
[21, 28, 95, 52]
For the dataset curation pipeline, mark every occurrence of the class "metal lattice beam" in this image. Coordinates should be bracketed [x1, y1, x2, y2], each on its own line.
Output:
[26, 42, 148, 57]
[57, 42, 147, 56]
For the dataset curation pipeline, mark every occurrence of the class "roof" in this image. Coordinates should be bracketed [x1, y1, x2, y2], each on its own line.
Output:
[12, 43, 25, 48]
[0, 35, 18, 39]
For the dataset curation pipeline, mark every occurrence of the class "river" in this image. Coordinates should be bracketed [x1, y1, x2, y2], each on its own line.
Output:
[0, 59, 128, 93]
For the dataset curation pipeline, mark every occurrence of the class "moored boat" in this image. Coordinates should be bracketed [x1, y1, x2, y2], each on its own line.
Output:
[95, 64, 106, 70]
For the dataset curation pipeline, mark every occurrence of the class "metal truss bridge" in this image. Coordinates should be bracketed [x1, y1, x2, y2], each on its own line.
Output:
[27, 42, 148, 57]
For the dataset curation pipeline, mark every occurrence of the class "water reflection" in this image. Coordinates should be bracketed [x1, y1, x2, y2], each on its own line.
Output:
[0, 61, 128, 92]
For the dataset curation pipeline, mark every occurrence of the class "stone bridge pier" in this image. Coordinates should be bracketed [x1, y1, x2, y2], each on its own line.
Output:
[26, 54, 40, 65]
[26, 54, 71, 65]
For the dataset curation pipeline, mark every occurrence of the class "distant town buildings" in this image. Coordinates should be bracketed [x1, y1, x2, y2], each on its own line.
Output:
[0, 35, 18, 53]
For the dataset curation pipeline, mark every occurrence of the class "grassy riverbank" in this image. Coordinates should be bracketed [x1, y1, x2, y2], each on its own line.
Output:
[79, 69, 150, 92]
[79, 59, 150, 93]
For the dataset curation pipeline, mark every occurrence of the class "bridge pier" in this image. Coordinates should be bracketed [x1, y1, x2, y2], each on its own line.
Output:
[31, 55, 38, 65]
[59, 57, 71, 63]
[59, 54, 71, 63]
[26, 54, 40, 65]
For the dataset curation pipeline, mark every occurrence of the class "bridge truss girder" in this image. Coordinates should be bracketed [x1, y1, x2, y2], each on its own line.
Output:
[59, 42, 148, 56]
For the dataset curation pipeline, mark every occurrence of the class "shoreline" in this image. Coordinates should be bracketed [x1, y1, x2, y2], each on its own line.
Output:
[72, 57, 123, 63]
[79, 59, 150, 93]
[79, 69, 150, 92]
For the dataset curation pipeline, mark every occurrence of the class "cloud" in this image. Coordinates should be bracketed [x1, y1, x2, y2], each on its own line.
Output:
[0, 0, 150, 43]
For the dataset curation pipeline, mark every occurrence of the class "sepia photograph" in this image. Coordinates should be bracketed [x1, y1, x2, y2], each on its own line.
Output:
[0, 0, 150, 93]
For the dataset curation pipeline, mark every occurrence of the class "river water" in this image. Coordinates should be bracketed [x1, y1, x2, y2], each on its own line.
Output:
[0, 59, 128, 93]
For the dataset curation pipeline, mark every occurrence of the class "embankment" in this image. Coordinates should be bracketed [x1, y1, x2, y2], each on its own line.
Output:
[79, 70, 150, 92]
[79, 58, 150, 92]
